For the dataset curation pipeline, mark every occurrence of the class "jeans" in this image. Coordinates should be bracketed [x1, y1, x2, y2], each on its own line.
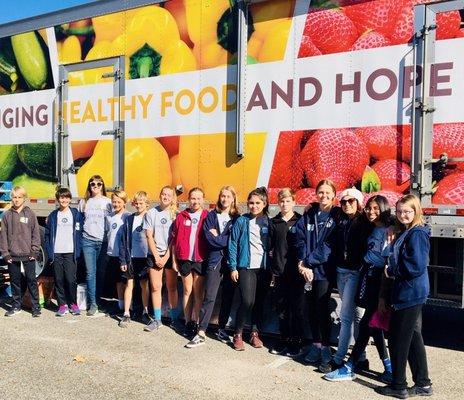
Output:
[198, 262, 222, 332]
[389, 304, 431, 390]
[53, 253, 77, 306]
[81, 237, 107, 308]
[333, 268, 364, 364]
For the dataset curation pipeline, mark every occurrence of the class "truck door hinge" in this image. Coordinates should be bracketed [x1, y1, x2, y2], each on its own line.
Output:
[101, 128, 123, 138]
[63, 163, 78, 175]
[101, 69, 121, 80]
[59, 79, 69, 88]
[415, 24, 437, 39]
[414, 100, 435, 113]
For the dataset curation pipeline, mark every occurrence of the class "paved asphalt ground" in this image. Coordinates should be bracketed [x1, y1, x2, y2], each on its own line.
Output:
[0, 300, 462, 400]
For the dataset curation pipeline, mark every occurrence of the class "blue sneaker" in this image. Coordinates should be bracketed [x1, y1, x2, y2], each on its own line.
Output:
[304, 344, 322, 364]
[323, 365, 356, 382]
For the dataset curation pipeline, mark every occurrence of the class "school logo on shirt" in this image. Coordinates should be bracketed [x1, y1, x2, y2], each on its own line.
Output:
[161, 218, 167, 225]
[327, 219, 333, 228]
[136, 226, 143, 232]
[307, 223, 315, 232]
[192, 218, 198, 224]
[222, 220, 227, 228]
[290, 226, 296, 233]
[62, 218, 68, 224]
[111, 222, 117, 229]
[261, 227, 268, 235]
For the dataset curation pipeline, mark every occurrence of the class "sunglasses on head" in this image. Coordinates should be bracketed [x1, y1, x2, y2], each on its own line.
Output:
[90, 181, 103, 188]
[340, 198, 356, 206]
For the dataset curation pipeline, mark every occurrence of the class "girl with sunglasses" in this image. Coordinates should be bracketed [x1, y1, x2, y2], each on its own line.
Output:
[295, 179, 340, 372]
[78, 175, 112, 316]
[326, 188, 370, 374]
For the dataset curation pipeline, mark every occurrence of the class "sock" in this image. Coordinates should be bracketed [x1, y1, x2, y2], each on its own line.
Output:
[383, 358, 392, 373]
[143, 307, 148, 315]
[169, 308, 180, 320]
[118, 300, 124, 310]
[153, 308, 162, 321]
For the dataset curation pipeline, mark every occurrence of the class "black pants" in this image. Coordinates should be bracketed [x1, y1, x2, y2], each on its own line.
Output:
[389, 304, 431, 390]
[53, 253, 77, 306]
[308, 279, 332, 346]
[8, 260, 39, 310]
[218, 268, 236, 329]
[350, 303, 389, 364]
[235, 268, 271, 333]
[274, 273, 305, 342]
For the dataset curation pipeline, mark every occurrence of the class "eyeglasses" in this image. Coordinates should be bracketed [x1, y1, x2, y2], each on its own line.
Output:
[396, 209, 414, 215]
[364, 207, 380, 212]
[340, 198, 356, 206]
[90, 181, 103, 188]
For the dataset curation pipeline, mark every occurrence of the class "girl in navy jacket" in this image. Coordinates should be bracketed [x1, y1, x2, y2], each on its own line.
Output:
[228, 187, 271, 351]
[185, 186, 240, 348]
[376, 194, 432, 398]
[45, 187, 83, 316]
[295, 179, 340, 371]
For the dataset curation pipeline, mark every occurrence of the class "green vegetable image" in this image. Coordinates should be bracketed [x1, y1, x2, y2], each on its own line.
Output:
[11, 32, 48, 90]
[17, 143, 55, 180]
[12, 174, 57, 198]
[0, 38, 19, 93]
[0, 144, 19, 179]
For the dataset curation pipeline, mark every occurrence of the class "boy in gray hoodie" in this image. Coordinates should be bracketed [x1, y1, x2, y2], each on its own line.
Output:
[0, 186, 41, 317]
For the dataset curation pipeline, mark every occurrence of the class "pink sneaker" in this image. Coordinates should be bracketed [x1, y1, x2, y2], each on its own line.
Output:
[70, 304, 81, 316]
[55, 305, 69, 317]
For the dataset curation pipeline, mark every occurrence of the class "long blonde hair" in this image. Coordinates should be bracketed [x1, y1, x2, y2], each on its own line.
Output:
[216, 185, 239, 216]
[396, 194, 424, 229]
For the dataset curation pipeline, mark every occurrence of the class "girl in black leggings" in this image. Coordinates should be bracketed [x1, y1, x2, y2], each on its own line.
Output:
[228, 187, 271, 351]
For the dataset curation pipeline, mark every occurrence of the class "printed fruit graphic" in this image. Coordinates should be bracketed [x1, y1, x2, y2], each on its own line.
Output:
[258, 19, 292, 62]
[267, 188, 283, 204]
[363, 190, 402, 206]
[71, 140, 98, 160]
[299, 128, 370, 190]
[295, 188, 318, 205]
[300, 9, 358, 54]
[371, 159, 411, 193]
[433, 123, 464, 170]
[298, 35, 322, 58]
[269, 131, 305, 189]
[17, 143, 55, 180]
[158, 136, 180, 157]
[350, 30, 390, 50]
[433, 172, 464, 204]
[435, 10, 461, 40]
[12, 174, 56, 198]
[0, 144, 19, 180]
[343, 0, 399, 37]
[76, 138, 172, 199]
[177, 133, 266, 201]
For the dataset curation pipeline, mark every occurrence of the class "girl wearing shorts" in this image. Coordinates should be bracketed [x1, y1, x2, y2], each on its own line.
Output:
[144, 186, 178, 332]
[118, 191, 150, 328]
[172, 187, 209, 339]
[228, 187, 272, 351]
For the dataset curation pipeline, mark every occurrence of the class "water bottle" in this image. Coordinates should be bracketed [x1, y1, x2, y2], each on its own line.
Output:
[304, 281, 312, 292]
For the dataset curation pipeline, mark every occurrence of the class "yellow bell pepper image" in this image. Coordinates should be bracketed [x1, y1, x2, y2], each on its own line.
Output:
[92, 12, 125, 43]
[176, 132, 266, 201]
[59, 35, 81, 63]
[76, 138, 172, 199]
[250, 0, 294, 42]
[258, 19, 292, 63]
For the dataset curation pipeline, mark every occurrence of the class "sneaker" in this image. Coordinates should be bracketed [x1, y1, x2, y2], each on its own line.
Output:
[375, 385, 409, 399]
[356, 359, 370, 372]
[55, 305, 69, 317]
[5, 308, 22, 317]
[408, 385, 433, 397]
[141, 312, 152, 325]
[184, 321, 198, 340]
[216, 328, 230, 343]
[70, 304, 81, 316]
[119, 315, 131, 328]
[284, 345, 304, 358]
[144, 319, 162, 332]
[323, 365, 356, 382]
[185, 334, 206, 348]
[86, 304, 98, 317]
[32, 308, 42, 318]
[233, 333, 245, 351]
[270, 340, 289, 355]
[304, 344, 322, 364]
[380, 370, 393, 384]
[169, 318, 185, 334]
[318, 346, 332, 372]
[250, 331, 263, 348]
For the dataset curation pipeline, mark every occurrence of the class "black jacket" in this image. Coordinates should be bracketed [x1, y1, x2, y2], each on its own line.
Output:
[270, 212, 302, 276]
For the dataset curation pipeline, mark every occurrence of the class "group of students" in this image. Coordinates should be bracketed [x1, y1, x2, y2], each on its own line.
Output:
[0, 176, 433, 399]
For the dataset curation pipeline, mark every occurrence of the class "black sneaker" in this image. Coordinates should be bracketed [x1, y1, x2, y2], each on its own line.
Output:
[284, 345, 304, 358]
[169, 318, 185, 333]
[375, 385, 409, 399]
[141, 312, 152, 325]
[356, 359, 370, 372]
[32, 308, 42, 318]
[184, 321, 198, 339]
[270, 341, 288, 355]
[144, 319, 162, 332]
[118, 315, 131, 328]
[185, 334, 206, 348]
[5, 308, 22, 317]
[408, 385, 433, 397]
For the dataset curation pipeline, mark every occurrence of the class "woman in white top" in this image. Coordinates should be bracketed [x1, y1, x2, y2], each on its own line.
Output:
[78, 175, 112, 316]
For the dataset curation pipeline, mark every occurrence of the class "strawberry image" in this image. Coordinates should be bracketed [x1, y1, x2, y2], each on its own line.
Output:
[343, 0, 399, 37]
[371, 159, 411, 193]
[298, 35, 322, 58]
[269, 131, 305, 189]
[300, 9, 358, 54]
[295, 188, 319, 205]
[356, 125, 411, 162]
[433, 172, 464, 205]
[268, 188, 283, 204]
[397, 124, 412, 162]
[436, 10, 461, 40]
[299, 128, 370, 190]
[364, 190, 403, 206]
[433, 123, 464, 170]
[339, 0, 368, 5]
[350, 30, 391, 50]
